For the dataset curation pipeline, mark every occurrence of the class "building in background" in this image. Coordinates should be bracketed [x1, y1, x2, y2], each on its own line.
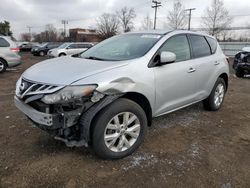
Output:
[69, 28, 101, 42]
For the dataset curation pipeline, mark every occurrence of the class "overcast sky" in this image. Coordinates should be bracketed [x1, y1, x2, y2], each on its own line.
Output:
[1, 0, 250, 39]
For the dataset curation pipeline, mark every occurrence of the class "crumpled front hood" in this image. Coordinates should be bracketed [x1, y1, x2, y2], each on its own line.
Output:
[22, 56, 128, 85]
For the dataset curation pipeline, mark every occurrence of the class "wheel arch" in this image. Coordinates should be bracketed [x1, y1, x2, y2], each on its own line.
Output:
[122, 92, 153, 127]
[81, 92, 152, 145]
[59, 52, 66, 56]
[219, 73, 228, 90]
[0, 57, 8, 67]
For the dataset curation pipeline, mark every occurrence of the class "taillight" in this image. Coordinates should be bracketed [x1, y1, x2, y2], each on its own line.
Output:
[10, 47, 20, 53]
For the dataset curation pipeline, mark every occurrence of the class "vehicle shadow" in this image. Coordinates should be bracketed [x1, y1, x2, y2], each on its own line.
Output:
[31, 102, 203, 159]
[32, 133, 96, 159]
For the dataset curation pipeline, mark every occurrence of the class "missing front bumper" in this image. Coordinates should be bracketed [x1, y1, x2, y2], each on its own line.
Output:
[14, 96, 82, 129]
[15, 96, 55, 126]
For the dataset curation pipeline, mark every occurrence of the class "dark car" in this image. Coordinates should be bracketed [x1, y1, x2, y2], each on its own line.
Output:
[233, 48, 250, 77]
[19, 42, 41, 52]
[31, 43, 61, 56]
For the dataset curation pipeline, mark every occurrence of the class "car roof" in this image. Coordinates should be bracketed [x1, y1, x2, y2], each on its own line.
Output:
[129, 30, 172, 35]
[126, 29, 215, 39]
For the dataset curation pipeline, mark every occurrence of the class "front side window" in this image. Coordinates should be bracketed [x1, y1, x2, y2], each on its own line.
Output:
[68, 44, 78, 49]
[80, 34, 162, 61]
[189, 35, 211, 58]
[159, 35, 191, 62]
[0, 38, 10, 47]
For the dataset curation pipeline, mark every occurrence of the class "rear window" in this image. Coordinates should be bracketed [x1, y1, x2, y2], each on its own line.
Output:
[189, 35, 211, 58]
[0, 38, 10, 47]
[206, 37, 217, 54]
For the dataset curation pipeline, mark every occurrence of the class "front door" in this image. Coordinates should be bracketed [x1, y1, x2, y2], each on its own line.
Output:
[153, 34, 198, 116]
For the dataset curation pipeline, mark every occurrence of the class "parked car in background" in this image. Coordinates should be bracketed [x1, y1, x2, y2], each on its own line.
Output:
[31, 43, 61, 56]
[0, 36, 21, 73]
[233, 47, 250, 77]
[48, 42, 93, 57]
[15, 30, 229, 159]
[19, 42, 41, 52]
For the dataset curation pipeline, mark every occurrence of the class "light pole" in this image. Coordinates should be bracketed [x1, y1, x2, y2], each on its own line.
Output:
[185, 8, 196, 30]
[151, 1, 162, 30]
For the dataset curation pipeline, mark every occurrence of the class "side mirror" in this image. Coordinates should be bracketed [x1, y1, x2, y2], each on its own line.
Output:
[160, 51, 176, 64]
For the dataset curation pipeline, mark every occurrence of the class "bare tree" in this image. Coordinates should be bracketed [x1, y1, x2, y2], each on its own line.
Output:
[201, 0, 232, 37]
[167, 0, 187, 29]
[44, 24, 58, 42]
[96, 13, 120, 39]
[141, 14, 153, 30]
[20, 33, 31, 41]
[117, 7, 136, 32]
[33, 24, 59, 42]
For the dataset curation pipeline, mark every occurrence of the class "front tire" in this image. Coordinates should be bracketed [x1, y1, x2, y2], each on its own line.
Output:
[203, 78, 226, 111]
[39, 51, 45, 56]
[59, 53, 66, 57]
[91, 98, 147, 159]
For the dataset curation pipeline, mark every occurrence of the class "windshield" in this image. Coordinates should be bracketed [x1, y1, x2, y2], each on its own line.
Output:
[80, 34, 162, 61]
[41, 43, 48, 47]
[58, 43, 70, 49]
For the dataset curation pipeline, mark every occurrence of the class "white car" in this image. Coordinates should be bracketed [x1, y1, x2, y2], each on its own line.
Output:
[48, 42, 93, 57]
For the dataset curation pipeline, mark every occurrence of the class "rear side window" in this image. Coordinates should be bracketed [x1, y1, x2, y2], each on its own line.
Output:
[78, 44, 92, 48]
[189, 35, 211, 58]
[159, 35, 191, 62]
[0, 38, 10, 47]
[206, 37, 217, 54]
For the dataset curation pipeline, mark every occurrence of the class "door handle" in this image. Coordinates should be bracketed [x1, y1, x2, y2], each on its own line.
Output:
[214, 61, 220, 65]
[187, 67, 196, 73]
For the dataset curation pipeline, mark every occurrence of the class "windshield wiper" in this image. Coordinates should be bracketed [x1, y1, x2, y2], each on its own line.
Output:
[84, 56, 105, 61]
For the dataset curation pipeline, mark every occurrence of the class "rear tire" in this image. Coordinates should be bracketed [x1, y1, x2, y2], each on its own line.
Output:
[91, 98, 147, 159]
[235, 69, 244, 78]
[203, 78, 226, 111]
[0, 59, 7, 73]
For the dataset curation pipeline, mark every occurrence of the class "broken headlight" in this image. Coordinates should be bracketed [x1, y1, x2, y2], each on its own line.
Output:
[41, 85, 97, 104]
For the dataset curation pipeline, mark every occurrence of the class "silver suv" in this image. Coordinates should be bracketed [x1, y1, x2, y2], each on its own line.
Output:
[0, 36, 21, 73]
[15, 30, 229, 159]
[48, 42, 93, 57]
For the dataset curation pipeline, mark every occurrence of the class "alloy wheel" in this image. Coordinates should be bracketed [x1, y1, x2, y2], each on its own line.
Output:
[104, 112, 141, 152]
[214, 83, 225, 107]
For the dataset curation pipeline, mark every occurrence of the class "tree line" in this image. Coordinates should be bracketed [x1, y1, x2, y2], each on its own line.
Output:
[1, 0, 248, 42]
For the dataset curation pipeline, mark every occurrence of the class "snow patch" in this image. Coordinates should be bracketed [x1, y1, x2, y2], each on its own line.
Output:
[122, 153, 158, 171]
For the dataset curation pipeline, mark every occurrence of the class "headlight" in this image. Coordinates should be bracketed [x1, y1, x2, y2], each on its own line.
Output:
[41, 85, 97, 104]
[15, 77, 22, 96]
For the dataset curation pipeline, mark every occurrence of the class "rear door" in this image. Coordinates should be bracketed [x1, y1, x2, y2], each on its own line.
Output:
[66, 44, 78, 55]
[188, 35, 216, 100]
[153, 34, 199, 116]
[77, 43, 89, 53]
[0, 37, 11, 58]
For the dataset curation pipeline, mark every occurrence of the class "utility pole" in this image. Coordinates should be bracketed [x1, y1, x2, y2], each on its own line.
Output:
[27, 26, 32, 41]
[61, 20, 68, 37]
[185, 8, 196, 30]
[151, 1, 162, 30]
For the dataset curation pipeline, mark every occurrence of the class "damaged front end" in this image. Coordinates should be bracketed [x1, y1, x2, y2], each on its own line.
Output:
[14, 78, 121, 147]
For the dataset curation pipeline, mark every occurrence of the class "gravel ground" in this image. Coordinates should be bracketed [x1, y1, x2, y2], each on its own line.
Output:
[0, 53, 250, 188]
